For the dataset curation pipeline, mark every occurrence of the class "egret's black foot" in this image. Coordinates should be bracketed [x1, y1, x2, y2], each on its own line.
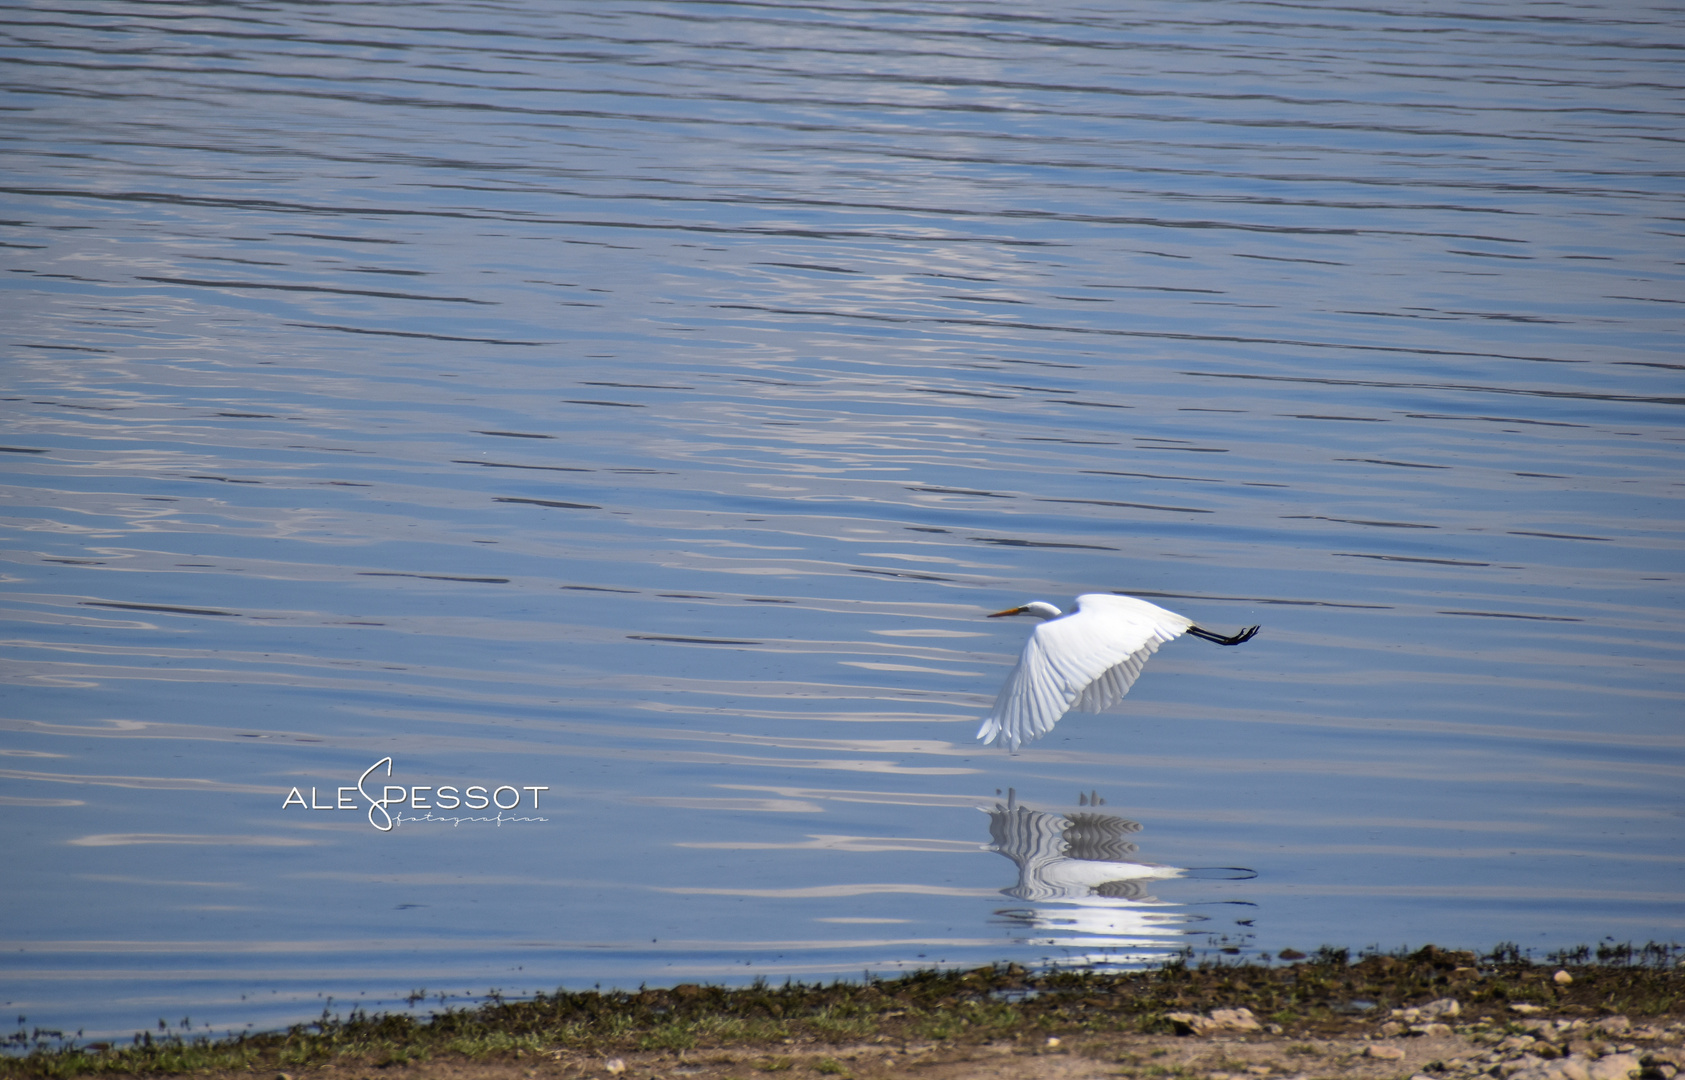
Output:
[1187, 624, 1260, 646]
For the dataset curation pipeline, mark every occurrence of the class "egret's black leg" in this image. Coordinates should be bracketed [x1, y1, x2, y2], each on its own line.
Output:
[1187, 624, 1260, 646]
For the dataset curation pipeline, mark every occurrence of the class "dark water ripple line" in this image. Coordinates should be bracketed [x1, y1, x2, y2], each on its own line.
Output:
[80, 601, 240, 617]
[33, 123, 1669, 210]
[713, 304, 1582, 365]
[133, 275, 494, 304]
[1334, 554, 1490, 567]
[1186, 371, 1685, 407]
[286, 323, 553, 345]
[1037, 498, 1213, 514]
[745, 140, 1684, 198]
[1129, 591, 1392, 610]
[523, 183, 1543, 230]
[356, 572, 510, 584]
[0, 184, 496, 220]
[1440, 610, 1582, 622]
[0, 185, 1049, 246]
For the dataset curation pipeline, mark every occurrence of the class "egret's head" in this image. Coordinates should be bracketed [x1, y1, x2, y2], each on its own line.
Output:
[988, 601, 1063, 621]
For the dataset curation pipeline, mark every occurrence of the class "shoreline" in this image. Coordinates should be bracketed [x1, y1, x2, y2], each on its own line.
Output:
[6, 945, 1680, 1079]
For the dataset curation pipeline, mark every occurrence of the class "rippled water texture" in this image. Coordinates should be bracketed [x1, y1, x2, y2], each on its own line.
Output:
[3, 0, 1682, 1040]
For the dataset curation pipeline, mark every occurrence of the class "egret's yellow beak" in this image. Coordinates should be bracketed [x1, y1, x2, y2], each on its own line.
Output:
[988, 606, 1029, 618]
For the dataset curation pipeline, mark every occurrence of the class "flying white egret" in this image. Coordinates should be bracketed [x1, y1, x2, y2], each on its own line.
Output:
[976, 593, 1259, 751]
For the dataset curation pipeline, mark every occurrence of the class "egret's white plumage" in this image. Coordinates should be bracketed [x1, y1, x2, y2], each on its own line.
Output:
[976, 593, 1258, 751]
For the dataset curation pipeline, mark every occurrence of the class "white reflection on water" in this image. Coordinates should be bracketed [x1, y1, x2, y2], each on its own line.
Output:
[984, 790, 1215, 958]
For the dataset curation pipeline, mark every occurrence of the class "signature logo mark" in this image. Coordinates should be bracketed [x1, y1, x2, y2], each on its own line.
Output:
[282, 758, 549, 832]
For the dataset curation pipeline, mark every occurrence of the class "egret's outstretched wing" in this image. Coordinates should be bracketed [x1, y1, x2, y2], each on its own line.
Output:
[976, 594, 1190, 750]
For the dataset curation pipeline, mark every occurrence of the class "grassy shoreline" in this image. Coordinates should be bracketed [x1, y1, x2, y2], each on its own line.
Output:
[6, 944, 1680, 1078]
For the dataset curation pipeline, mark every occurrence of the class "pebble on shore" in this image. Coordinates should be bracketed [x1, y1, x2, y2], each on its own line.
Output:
[1369, 1001, 1682, 1080]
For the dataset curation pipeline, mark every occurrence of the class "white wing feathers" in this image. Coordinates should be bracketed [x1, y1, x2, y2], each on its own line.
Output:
[976, 594, 1192, 751]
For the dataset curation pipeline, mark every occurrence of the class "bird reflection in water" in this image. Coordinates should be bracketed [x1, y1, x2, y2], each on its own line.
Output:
[984, 789, 1254, 965]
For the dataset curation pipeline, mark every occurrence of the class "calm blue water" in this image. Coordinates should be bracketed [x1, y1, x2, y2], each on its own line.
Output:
[3, 0, 1682, 1042]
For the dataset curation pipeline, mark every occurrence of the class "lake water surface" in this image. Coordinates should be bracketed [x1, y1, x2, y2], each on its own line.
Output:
[3, 0, 1683, 1042]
